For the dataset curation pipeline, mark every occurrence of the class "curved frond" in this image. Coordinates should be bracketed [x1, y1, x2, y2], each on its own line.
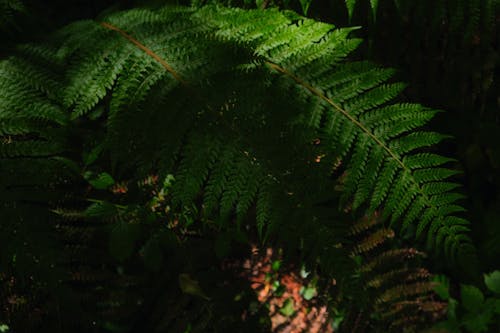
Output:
[0, 5, 473, 262]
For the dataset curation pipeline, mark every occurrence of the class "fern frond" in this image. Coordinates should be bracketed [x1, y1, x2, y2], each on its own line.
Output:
[351, 227, 394, 255]
[197, 6, 472, 259]
[367, 268, 430, 289]
[341, 216, 445, 332]
[375, 282, 436, 305]
[0, 4, 473, 262]
[360, 248, 425, 273]
[171, 133, 219, 208]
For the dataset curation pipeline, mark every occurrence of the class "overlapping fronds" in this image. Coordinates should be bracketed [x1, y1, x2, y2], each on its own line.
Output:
[195, 6, 473, 258]
[0, 4, 472, 274]
[341, 214, 446, 332]
[0, 3, 482, 332]
[0, 42, 70, 197]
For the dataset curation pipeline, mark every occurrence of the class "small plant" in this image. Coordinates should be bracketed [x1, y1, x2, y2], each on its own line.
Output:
[433, 271, 500, 332]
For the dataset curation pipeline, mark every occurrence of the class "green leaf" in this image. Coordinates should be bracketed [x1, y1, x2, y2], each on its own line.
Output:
[109, 221, 140, 262]
[485, 298, 500, 315]
[85, 172, 115, 190]
[83, 142, 105, 166]
[494, 299, 500, 314]
[484, 271, 500, 294]
[461, 285, 484, 313]
[279, 298, 295, 316]
[162, 174, 175, 191]
[301, 286, 317, 300]
[84, 201, 118, 218]
[178, 273, 210, 300]
[331, 310, 345, 330]
[433, 275, 451, 300]
[53, 156, 81, 175]
[345, 0, 357, 20]
[272, 260, 281, 272]
[448, 298, 458, 321]
[370, 0, 378, 18]
[462, 311, 493, 333]
[299, 0, 313, 15]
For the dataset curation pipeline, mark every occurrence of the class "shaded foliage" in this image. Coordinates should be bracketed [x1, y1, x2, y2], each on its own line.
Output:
[0, 1, 498, 332]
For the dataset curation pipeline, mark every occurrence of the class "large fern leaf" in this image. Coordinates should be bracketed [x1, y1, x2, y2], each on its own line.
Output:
[0, 5, 474, 262]
[196, 6, 474, 260]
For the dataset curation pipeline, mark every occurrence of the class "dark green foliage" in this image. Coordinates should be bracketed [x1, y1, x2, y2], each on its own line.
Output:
[433, 271, 500, 332]
[0, 2, 486, 332]
[187, 0, 499, 277]
[0, 4, 469, 257]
